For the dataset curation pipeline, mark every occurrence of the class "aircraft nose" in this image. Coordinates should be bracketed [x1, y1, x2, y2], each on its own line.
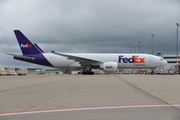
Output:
[163, 59, 168, 66]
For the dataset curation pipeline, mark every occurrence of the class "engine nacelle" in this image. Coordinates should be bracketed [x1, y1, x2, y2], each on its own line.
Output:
[100, 62, 118, 72]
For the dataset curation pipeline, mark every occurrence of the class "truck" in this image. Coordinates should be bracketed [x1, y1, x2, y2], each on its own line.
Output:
[16, 67, 28, 75]
[0, 68, 7, 76]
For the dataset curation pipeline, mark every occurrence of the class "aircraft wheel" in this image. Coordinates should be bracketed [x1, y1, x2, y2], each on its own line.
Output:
[82, 72, 94, 75]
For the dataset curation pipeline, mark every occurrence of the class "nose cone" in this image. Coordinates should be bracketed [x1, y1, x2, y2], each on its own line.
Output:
[162, 59, 168, 66]
[164, 60, 168, 65]
[156, 57, 168, 67]
[154, 56, 168, 68]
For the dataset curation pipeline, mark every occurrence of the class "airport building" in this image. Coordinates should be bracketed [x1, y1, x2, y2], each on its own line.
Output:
[161, 54, 180, 70]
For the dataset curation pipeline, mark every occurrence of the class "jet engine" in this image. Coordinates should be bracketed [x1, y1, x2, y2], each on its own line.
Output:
[100, 62, 118, 72]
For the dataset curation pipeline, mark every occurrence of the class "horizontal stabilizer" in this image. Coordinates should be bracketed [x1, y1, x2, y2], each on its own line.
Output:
[6, 53, 35, 60]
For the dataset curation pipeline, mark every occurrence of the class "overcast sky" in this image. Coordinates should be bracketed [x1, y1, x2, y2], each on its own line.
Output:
[0, 0, 180, 68]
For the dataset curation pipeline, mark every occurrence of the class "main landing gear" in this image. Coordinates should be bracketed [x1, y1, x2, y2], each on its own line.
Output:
[82, 65, 94, 75]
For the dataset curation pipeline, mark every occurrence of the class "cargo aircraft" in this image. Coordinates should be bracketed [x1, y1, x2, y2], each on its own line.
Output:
[6, 30, 167, 75]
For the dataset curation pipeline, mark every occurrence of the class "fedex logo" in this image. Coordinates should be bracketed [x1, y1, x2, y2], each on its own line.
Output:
[119, 55, 145, 63]
[106, 66, 114, 69]
[21, 44, 32, 48]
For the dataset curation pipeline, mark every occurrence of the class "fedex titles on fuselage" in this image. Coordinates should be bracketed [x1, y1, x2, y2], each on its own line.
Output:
[119, 55, 145, 64]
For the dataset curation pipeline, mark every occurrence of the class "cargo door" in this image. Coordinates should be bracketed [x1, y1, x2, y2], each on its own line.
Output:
[149, 57, 153, 66]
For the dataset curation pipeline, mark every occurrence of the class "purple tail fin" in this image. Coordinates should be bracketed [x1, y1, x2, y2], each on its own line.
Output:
[14, 30, 42, 55]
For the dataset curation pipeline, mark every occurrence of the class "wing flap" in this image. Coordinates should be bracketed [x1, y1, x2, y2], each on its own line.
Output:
[51, 52, 102, 65]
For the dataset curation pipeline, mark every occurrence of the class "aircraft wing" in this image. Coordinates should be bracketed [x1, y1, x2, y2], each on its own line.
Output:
[6, 53, 35, 60]
[51, 52, 102, 65]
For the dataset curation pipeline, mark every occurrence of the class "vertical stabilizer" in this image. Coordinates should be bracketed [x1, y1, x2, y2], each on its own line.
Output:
[14, 30, 42, 55]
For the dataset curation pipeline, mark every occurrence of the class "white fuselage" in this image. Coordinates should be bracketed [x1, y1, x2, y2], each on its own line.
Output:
[43, 53, 167, 69]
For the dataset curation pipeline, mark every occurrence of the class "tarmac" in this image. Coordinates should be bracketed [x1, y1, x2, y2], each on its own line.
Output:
[0, 74, 180, 120]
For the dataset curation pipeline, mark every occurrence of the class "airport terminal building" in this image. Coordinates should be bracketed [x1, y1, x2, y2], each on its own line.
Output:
[161, 54, 180, 70]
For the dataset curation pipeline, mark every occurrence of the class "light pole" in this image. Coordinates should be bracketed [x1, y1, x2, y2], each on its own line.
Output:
[139, 40, 141, 53]
[134, 45, 136, 53]
[131, 48, 132, 53]
[176, 23, 180, 70]
[151, 33, 154, 55]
